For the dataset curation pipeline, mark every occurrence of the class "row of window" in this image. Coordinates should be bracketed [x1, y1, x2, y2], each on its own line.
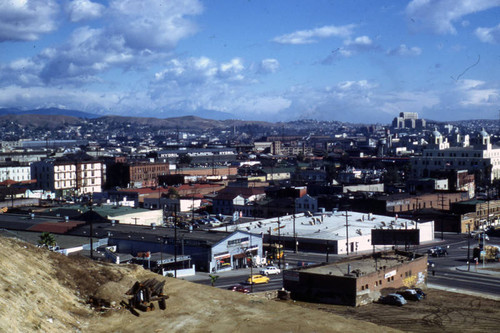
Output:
[360, 270, 413, 291]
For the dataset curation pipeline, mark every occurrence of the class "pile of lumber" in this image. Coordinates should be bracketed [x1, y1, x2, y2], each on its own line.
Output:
[120, 278, 169, 316]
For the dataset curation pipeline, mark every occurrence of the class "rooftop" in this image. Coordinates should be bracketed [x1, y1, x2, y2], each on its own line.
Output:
[302, 253, 415, 277]
[219, 211, 421, 241]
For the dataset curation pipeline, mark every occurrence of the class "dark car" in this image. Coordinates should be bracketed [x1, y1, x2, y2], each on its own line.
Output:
[428, 246, 448, 257]
[414, 288, 426, 299]
[227, 284, 250, 294]
[378, 294, 407, 306]
[397, 289, 423, 301]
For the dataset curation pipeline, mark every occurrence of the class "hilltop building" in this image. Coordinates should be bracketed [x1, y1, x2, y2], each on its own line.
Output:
[392, 112, 426, 129]
[411, 129, 500, 184]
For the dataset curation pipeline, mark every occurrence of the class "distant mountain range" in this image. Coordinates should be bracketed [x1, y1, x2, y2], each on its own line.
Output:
[0, 107, 100, 119]
[0, 108, 275, 131]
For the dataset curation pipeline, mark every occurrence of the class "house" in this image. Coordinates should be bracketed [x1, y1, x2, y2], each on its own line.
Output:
[212, 187, 266, 216]
[295, 194, 318, 214]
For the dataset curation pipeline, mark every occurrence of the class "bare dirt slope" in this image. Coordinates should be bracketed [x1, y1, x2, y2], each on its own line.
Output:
[0, 237, 398, 333]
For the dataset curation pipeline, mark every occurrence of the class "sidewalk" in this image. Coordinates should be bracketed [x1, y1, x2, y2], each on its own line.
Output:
[455, 261, 500, 276]
[182, 267, 254, 282]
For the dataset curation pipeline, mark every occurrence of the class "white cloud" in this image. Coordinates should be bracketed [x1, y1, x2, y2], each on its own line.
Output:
[456, 79, 500, 107]
[154, 56, 245, 85]
[387, 44, 422, 56]
[475, 23, 500, 43]
[7, 0, 204, 86]
[257, 59, 280, 74]
[339, 36, 380, 56]
[109, 0, 203, 51]
[0, 0, 59, 42]
[272, 24, 355, 44]
[0, 84, 122, 112]
[38, 26, 136, 85]
[406, 0, 500, 34]
[338, 80, 377, 90]
[66, 0, 105, 22]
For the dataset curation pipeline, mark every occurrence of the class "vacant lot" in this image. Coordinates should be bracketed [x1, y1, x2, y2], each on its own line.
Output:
[295, 289, 500, 332]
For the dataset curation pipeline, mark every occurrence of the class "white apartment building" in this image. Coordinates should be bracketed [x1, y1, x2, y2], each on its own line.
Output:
[31, 157, 105, 197]
[0, 164, 31, 182]
[411, 129, 500, 184]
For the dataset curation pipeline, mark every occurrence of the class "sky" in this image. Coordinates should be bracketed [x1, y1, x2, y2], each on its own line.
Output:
[1, 0, 500, 123]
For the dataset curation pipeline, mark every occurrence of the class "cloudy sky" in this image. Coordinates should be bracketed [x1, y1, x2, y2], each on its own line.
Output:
[1, 0, 500, 123]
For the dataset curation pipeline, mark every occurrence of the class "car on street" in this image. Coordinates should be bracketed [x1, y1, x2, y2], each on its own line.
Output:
[228, 284, 250, 294]
[428, 246, 448, 257]
[246, 274, 270, 285]
[260, 266, 281, 275]
[378, 293, 407, 306]
[397, 289, 424, 301]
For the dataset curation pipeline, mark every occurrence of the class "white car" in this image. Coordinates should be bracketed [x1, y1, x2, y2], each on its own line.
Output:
[260, 266, 281, 275]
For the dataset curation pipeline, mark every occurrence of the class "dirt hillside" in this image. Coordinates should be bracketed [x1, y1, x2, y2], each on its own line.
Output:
[0, 237, 399, 333]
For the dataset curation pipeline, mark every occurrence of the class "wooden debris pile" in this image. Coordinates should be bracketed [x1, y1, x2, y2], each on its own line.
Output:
[120, 278, 169, 316]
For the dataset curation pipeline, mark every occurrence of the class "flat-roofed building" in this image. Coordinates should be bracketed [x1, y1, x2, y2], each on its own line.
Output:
[284, 251, 428, 306]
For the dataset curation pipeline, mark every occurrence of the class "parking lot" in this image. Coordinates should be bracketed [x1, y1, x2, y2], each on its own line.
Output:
[295, 288, 500, 332]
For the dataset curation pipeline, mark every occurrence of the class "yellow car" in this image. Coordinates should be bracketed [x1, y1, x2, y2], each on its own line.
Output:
[247, 274, 270, 285]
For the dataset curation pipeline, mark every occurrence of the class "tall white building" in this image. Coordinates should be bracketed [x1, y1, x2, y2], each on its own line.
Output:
[31, 155, 105, 197]
[411, 129, 500, 184]
[0, 163, 31, 182]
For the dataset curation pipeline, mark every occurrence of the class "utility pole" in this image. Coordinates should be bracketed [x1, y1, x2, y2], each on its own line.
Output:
[343, 208, 351, 255]
[467, 224, 471, 271]
[293, 206, 297, 253]
[326, 240, 329, 262]
[88, 199, 94, 260]
[174, 204, 178, 278]
[278, 217, 281, 269]
[439, 192, 445, 240]
[250, 235, 253, 293]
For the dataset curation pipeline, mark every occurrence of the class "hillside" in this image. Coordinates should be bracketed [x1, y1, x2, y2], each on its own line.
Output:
[0, 236, 397, 333]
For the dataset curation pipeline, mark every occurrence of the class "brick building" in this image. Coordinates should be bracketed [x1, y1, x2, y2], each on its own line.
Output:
[284, 251, 428, 306]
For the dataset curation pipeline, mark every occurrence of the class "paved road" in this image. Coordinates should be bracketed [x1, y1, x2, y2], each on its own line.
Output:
[187, 233, 500, 296]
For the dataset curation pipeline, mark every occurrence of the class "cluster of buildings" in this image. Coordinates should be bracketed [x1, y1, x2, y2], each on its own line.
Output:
[0, 111, 499, 306]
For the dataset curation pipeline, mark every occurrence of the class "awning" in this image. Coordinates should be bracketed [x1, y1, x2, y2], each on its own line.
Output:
[214, 253, 230, 260]
[232, 253, 247, 259]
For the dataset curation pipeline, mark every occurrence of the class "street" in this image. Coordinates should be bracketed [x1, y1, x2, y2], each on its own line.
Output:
[186, 233, 500, 297]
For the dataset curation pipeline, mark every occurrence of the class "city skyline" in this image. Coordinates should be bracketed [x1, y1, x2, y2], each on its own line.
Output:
[1, 0, 499, 123]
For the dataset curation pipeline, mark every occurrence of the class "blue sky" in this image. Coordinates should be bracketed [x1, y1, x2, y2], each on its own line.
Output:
[1, 0, 500, 123]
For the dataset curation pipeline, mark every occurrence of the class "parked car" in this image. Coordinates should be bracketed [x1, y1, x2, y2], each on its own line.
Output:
[414, 288, 427, 299]
[397, 289, 424, 301]
[378, 293, 407, 306]
[228, 284, 250, 294]
[246, 274, 270, 285]
[474, 232, 490, 241]
[260, 266, 281, 275]
[428, 246, 448, 257]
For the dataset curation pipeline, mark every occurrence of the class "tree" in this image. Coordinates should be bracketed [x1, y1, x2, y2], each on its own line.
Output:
[177, 153, 192, 166]
[38, 232, 56, 248]
[209, 274, 219, 287]
[167, 187, 180, 199]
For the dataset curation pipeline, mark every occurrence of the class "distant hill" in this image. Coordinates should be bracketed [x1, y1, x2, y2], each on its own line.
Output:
[0, 114, 82, 128]
[0, 107, 100, 119]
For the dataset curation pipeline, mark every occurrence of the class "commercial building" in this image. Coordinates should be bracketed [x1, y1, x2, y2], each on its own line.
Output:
[411, 129, 500, 184]
[218, 211, 434, 255]
[284, 251, 428, 306]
